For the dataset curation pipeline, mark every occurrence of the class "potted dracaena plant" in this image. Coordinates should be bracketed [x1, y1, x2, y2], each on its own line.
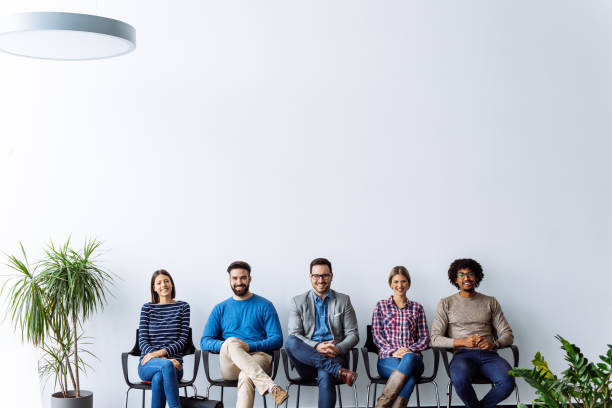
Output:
[510, 335, 611, 408]
[1, 238, 113, 408]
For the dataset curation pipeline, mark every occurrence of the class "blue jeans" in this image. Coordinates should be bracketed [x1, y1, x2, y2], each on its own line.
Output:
[284, 335, 349, 408]
[377, 353, 424, 400]
[449, 349, 515, 408]
[138, 358, 183, 408]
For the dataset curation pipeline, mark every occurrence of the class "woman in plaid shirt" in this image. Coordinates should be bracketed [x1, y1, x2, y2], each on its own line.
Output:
[372, 266, 430, 408]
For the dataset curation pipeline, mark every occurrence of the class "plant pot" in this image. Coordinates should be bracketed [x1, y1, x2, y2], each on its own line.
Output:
[51, 390, 93, 408]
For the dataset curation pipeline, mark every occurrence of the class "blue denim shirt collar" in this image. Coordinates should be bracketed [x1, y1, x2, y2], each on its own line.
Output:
[312, 290, 334, 304]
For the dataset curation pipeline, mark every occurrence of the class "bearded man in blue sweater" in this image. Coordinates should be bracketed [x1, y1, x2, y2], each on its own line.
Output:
[200, 261, 288, 407]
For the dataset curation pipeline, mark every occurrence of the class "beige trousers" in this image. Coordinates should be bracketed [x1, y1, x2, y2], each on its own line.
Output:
[220, 338, 274, 408]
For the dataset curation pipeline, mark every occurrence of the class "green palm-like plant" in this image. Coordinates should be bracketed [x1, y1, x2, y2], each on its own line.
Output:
[509, 335, 612, 408]
[1, 238, 113, 398]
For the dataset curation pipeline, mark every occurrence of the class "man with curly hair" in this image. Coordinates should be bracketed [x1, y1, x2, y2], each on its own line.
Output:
[431, 258, 515, 408]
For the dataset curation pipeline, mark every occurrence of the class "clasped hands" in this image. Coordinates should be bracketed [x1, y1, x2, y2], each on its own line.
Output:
[391, 347, 413, 358]
[316, 340, 340, 358]
[460, 334, 496, 350]
[141, 349, 182, 371]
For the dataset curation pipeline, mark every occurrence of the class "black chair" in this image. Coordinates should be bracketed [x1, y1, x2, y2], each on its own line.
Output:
[434, 339, 520, 408]
[361, 325, 440, 408]
[201, 348, 281, 407]
[121, 328, 201, 408]
[281, 347, 359, 408]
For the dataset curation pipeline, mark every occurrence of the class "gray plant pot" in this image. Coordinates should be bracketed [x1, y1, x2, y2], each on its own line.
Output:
[51, 390, 93, 408]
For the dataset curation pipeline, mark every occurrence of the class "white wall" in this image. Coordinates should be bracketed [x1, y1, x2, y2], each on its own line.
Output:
[1, 1, 611, 406]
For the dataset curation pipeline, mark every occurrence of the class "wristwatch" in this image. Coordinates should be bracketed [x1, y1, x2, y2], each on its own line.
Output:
[494, 340, 500, 349]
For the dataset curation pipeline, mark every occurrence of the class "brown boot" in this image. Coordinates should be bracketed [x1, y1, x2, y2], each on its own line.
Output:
[375, 370, 408, 408]
[270, 385, 288, 406]
[338, 368, 358, 386]
[391, 395, 409, 408]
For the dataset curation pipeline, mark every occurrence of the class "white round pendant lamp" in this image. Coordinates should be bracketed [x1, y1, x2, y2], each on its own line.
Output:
[0, 12, 135, 60]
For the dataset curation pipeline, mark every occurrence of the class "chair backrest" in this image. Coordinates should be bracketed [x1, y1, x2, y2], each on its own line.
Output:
[130, 327, 195, 356]
[365, 324, 379, 354]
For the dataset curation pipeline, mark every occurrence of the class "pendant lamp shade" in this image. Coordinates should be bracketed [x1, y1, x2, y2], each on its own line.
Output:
[0, 12, 135, 60]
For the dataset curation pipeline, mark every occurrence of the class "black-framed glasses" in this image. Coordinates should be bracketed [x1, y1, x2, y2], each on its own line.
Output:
[310, 273, 332, 281]
[457, 271, 475, 279]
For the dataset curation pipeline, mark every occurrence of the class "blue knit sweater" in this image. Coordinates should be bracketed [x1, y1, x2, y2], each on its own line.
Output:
[200, 294, 283, 353]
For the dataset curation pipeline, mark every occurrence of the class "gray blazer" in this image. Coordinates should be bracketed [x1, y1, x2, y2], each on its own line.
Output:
[287, 289, 359, 353]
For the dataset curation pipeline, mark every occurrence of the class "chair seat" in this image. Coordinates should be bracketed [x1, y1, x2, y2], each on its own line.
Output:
[130, 383, 152, 390]
[365, 374, 388, 385]
[138, 379, 198, 387]
[368, 372, 434, 385]
[469, 376, 495, 385]
[206, 378, 242, 387]
[288, 377, 319, 387]
[179, 380, 196, 387]
[288, 376, 350, 387]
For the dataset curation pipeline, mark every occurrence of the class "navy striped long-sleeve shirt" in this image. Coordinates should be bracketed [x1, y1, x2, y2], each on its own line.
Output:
[138, 300, 190, 364]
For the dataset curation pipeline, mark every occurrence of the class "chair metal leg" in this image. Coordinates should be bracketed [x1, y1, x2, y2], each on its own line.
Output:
[352, 384, 358, 408]
[432, 380, 440, 408]
[366, 382, 373, 408]
[141, 389, 145, 408]
[337, 384, 343, 407]
[374, 383, 378, 406]
[416, 384, 421, 407]
[262, 392, 267, 408]
[296, 385, 301, 408]
[286, 384, 293, 408]
[515, 384, 520, 404]
[446, 381, 452, 408]
[221, 386, 224, 402]
[125, 388, 131, 408]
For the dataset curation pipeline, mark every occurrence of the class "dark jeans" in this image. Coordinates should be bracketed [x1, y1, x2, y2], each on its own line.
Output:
[284, 335, 349, 408]
[377, 353, 424, 400]
[449, 349, 515, 408]
[137, 358, 183, 408]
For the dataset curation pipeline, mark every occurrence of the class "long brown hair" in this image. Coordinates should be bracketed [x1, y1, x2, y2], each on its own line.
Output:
[150, 269, 176, 303]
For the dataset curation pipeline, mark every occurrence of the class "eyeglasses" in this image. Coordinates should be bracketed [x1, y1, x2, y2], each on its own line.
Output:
[310, 273, 332, 281]
[457, 271, 475, 279]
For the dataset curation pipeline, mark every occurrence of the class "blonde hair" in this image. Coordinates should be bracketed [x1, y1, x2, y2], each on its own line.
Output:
[388, 266, 411, 286]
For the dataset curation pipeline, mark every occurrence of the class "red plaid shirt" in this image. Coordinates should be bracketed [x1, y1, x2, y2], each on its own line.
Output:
[372, 297, 430, 359]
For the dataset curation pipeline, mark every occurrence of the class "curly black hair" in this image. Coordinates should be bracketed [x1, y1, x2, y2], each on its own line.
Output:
[448, 258, 484, 289]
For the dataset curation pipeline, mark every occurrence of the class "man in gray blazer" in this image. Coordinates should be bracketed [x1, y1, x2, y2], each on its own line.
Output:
[284, 258, 359, 408]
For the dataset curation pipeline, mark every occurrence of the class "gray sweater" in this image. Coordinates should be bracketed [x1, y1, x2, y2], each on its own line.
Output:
[430, 292, 514, 349]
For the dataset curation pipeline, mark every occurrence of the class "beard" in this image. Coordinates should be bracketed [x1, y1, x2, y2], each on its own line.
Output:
[231, 282, 250, 296]
[462, 282, 476, 292]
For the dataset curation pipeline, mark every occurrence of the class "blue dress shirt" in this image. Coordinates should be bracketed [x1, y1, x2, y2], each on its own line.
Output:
[312, 291, 334, 343]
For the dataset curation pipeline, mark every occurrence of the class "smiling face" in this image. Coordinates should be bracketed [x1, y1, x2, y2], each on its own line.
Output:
[390, 273, 410, 297]
[229, 268, 251, 297]
[154, 273, 174, 300]
[455, 268, 476, 293]
[310, 264, 333, 297]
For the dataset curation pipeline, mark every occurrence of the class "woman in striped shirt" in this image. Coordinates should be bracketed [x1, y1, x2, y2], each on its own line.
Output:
[137, 269, 190, 408]
[372, 266, 430, 408]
